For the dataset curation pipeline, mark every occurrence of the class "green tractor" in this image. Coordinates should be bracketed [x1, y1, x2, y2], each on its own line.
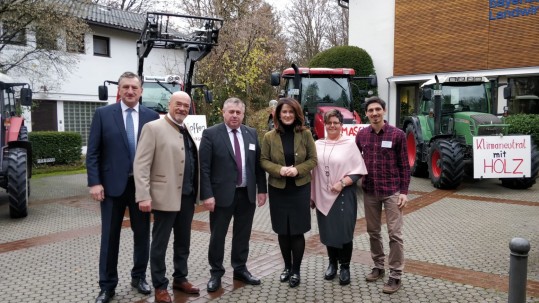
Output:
[403, 75, 538, 189]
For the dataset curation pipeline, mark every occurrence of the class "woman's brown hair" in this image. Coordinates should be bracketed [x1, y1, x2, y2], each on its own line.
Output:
[273, 97, 306, 133]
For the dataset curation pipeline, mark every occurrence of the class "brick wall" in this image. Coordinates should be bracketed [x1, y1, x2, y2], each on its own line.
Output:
[394, 0, 539, 76]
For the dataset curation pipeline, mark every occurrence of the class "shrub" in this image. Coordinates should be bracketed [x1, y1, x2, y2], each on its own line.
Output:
[246, 107, 272, 142]
[309, 45, 375, 77]
[504, 114, 539, 144]
[29, 131, 82, 166]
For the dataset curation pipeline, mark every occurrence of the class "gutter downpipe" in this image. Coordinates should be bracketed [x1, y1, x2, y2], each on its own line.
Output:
[387, 76, 391, 123]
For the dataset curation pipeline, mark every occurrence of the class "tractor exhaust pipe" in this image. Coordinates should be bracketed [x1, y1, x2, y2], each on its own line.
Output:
[434, 75, 442, 135]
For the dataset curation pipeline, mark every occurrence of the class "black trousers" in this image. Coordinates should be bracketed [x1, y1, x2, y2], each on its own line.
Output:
[150, 194, 196, 289]
[99, 177, 150, 291]
[208, 188, 255, 277]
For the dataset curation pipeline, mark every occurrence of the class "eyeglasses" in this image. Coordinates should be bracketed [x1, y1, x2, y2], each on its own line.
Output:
[325, 122, 342, 126]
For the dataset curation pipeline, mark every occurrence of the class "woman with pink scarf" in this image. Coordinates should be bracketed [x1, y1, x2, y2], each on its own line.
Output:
[311, 109, 368, 286]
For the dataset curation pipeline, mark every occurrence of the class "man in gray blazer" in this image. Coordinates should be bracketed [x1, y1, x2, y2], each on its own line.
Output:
[134, 91, 200, 303]
[199, 97, 268, 292]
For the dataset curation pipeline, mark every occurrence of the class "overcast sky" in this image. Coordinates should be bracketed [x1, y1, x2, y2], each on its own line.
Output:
[264, 0, 288, 11]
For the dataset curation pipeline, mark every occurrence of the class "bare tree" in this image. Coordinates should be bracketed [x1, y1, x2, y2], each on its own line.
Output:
[172, 0, 287, 111]
[326, 4, 348, 47]
[91, 0, 163, 12]
[285, 0, 348, 64]
[0, 0, 89, 90]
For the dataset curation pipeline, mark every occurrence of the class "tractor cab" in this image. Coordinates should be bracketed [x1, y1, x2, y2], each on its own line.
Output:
[140, 75, 183, 114]
[271, 66, 361, 138]
[419, 76, 504, 144]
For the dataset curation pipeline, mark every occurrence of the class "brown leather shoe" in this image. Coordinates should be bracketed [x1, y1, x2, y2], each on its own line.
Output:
[172, 280, 200, 294]
[382, 277, 402, 294]
[154, 288, 172, 303]
[366, 267, 385, 282]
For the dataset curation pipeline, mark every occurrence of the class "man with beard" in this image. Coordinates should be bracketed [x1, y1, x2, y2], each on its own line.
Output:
[355, 96, 410, 294]
[134, 91, 200, 303]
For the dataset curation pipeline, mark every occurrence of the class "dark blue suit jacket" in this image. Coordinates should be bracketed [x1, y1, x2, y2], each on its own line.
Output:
[86, 102, 159, 197]
[199, 123, 267, 207]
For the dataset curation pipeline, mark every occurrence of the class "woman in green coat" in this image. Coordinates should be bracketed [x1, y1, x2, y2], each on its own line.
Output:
[260, 98, 317, 288]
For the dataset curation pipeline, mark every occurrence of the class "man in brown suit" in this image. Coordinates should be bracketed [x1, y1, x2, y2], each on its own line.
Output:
[134, 91, 199, 303]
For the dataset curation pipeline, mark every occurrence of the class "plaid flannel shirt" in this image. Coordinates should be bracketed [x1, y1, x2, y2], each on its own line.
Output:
[355, 122, 411, 196]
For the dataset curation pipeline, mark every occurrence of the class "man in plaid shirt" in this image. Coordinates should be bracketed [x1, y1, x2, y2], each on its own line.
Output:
[355, 96, 411, 294]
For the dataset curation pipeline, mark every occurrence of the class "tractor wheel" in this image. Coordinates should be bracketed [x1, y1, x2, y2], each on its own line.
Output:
[7, 148, 29, 218]
[428, 140, 465, 189]
[18, 126, 31, 197]
[406, 124, 428, 177]
[18, 125, 28, 141]
[500, 143, 539, 189]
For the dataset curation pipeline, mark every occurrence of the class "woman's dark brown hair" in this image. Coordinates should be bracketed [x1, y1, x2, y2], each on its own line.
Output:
[273, 97, 306, 133]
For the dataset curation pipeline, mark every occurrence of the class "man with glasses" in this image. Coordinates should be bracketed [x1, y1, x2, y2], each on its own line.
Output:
[134, 91, 200, 303]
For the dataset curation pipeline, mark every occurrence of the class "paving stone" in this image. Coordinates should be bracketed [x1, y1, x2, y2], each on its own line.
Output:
[0, 174, 537, 302]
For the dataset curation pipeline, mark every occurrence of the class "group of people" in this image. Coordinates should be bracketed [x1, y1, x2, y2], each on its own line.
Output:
[86, 71, 410, 303]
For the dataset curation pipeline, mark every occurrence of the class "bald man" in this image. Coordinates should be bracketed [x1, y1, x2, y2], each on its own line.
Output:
[134, 91, 200, 303]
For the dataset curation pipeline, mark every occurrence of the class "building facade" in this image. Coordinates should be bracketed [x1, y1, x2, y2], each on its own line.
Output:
[348, 0, 539, 127]
[0, 1, 185, 147]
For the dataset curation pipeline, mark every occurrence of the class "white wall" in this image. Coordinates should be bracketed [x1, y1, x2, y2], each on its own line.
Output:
[32, 25, 187, 105]
[349, 0, 396, 122]
[3, 23, 188, 133]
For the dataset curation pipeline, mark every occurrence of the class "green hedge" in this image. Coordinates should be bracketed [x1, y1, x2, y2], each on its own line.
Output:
[504, 114, 539, 144]
[309, 45, 375, 77]
[28, 131, 82, 165]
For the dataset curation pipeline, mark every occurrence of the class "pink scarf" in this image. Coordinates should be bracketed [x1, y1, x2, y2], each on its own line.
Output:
[311, 136, 368, 216]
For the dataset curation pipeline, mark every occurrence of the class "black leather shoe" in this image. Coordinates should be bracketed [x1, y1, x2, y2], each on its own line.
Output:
[207, 276, 221, 292]
[279, 268, 290, 282]
[324, 262, 337, 280]
[233, 270, 261, 285]
[131, 277, 151, 294]
[339, 266, 350, 285]
[289, 274, 300, 288]
[95, 290, 115, 303]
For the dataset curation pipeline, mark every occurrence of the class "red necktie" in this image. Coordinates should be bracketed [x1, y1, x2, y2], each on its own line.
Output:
[232, 129, 242, 186]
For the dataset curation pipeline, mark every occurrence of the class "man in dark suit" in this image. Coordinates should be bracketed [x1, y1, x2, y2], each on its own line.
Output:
[199, 97, 268, 292]
[134, 91, 200, 303]
[87, 71, 159, 303]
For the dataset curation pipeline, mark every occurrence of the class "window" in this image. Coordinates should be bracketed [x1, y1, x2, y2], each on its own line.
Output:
[508, 76, 539, 115]
[64, 101, 107, 145]
[35, 27, 58, 50]
[93, 35, 110, 57]
[397, 84, 418, 128]
[67, 33, 85, 53]
[1, 23, 27, 45]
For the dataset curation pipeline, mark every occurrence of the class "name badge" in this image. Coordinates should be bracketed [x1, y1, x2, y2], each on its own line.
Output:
[249, 143, 256, 151]
[381, 140, 392, 148]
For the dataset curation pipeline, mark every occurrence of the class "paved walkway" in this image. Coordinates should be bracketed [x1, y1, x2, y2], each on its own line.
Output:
[0, 174, 538, 302]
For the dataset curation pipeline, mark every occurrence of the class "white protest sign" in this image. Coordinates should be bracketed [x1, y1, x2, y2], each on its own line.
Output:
[339, 124, 370, 138]
[473, 135, 531, 178]
[183, 115, 207, 149]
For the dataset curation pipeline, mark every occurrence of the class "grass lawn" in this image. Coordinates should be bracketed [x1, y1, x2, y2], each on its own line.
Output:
[32, 163, 86, 179]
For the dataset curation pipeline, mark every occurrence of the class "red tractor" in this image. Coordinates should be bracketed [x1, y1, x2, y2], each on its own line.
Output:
[270, 64, 376, 138]
[0, 72, 32, 218]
